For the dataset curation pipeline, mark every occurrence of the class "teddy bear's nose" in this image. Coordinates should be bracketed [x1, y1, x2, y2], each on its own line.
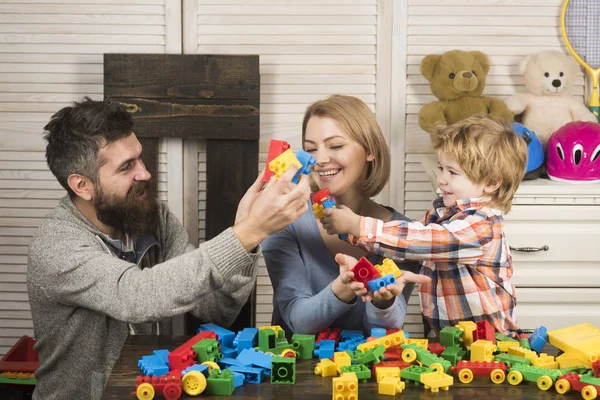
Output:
[552, 79, 562, 88]
[462, 71, 472, 78]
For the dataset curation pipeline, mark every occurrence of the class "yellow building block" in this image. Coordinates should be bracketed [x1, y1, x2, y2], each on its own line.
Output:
[508, 346, 538, 362]
[556, 352, 587, 369]
[374, 258, 403, 279]
[334, 352, 352, 373]
[470, 340, 495, 362]
[378, 376, 405, 396]
[312, 203, 326, 220]
[332, 372, 358, 400]
[315, 358, 338, 377]
[457, 321, 477, 347]
[375, 367, 400, 383]
[496, 341, 520, 353]
[268, 149, 301, 180]
[357, 331, 405, 352]
[548, 323, 600, 368]
[258, 325, 284, 335]
[531, 353, 559, 369]
[406, 338, 429, 350]
[420, 371, 454, 392]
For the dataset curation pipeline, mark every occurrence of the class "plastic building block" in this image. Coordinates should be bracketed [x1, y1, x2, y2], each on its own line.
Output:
[228, 365, 263, 384]
[372, 360, 412, 374]
[181, 370, 206, 396]
[0, 336, 39, 373]
[474, 320, 496, 343]
[291, 333, 316, 360]
[450, 360, 507, 384]
[182, 364, 209, 377]
[494, 353, 531, 367]
[271, 356, 296, 384]
[528, 326, 548, 353]
[456, 321, 477, 347]
[428, 343, 446, 357]
[439, 326, 463, 348]
[506, 364, 562, 390]
[135, 372, 182, 400]
[531, 353, 559, 369]
[198, 323, 235, 348]
[217, 357, 245, 370]
[405, 338, 428, 350]
[258, 328, 292, 353]
[315, 340, 336, 359]
[555, 372, 600, 398]
[367, 273, 396, 293]
[400, 343, 452, 373]
[233, 327, 258, 351]
[375, 366, 400, 383]
[221, 346, 238, 359]
[593, 360, 600, 377]
[332, 372, 358, 400]
[378, 376, 406, 395]
[556, 352, 587, 369]
[374, 258, 403, 279]
[152, 350, 170, 366]
[470, 340, 496, 362]
[293, 149, 316, 184]
[236, 348, 274, 371]
[507, 345, 538, 362]
[138, 355, 169, 377]
[420, 371, 454, 392]
[168, 330, 217, 371]
[231, 371, 244, 388]
[341, 364, 371, 382]
[371, 328, 387, 338]
[353, 345, 386, 366]
[0, 372, 36, 385]
[201, 361, 221, 373]
[258, 325, 285, 334]
[495, 332, 518, 343]
[496, 341, 520, 353]
[333, 352, 352, 373]
[401, 365, 434, 385]
[547, 323, 600, 368]
[440, 346, 466, 365]
[205, 368, 235, 396]
[580, 370, 600, 387]
[315, 358, 338, 377]
[268, 149, 301, 180]
[263, 139, 291, 182]
[357, 331, 405, 352]
[350, 257, 381, 288]
[317, 328, 341, 345]
[519, 337, 531, 350]
[192, 338, 222, 363]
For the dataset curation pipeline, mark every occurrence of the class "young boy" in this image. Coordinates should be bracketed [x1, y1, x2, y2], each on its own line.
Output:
[321, 115, 528, 336]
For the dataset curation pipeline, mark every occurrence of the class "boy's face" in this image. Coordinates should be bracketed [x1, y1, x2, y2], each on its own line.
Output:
[436, 151, 491, 207]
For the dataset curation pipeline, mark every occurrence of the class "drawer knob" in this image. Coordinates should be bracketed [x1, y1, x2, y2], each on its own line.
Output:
[509, 245, 549, 253]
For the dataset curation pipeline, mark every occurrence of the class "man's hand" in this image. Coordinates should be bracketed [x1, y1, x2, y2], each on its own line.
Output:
[334, 253, 431, 303]
[233, 165, 311, 252]
[321, 205, 361, 237]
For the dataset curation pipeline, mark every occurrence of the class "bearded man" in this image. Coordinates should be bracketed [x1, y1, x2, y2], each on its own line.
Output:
[26, 97, 310, 400]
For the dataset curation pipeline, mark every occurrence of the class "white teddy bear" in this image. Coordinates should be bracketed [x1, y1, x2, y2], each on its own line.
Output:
[505, 50, 597, 148]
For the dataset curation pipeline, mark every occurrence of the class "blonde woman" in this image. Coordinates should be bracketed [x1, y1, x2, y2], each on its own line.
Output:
[262, 95, 428, 335]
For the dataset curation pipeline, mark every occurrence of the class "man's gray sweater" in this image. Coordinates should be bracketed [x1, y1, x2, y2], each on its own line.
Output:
[27, 196, 258, 400]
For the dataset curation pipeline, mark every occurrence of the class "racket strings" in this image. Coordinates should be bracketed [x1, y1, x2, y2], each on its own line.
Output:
[565, 0, 600, 69]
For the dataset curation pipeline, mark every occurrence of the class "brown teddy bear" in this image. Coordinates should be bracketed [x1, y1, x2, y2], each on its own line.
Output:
[418, 50, 514, 134]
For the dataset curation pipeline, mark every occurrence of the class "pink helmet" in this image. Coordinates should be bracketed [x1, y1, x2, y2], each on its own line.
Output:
[546, 121, 600, 183]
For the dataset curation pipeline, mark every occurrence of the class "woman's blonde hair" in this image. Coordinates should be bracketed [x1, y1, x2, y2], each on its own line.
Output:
[431, 115, 527, 212]
[301, 95, 391, 198]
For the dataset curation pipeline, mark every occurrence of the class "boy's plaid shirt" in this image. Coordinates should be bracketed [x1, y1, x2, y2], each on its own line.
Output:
[348, 197, 518, 335]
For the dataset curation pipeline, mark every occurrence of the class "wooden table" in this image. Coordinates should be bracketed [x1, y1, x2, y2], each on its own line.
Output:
[103, 335, 582, 399]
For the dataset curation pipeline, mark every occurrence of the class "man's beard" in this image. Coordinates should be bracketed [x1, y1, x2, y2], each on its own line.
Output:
[94, 181, 160, 236]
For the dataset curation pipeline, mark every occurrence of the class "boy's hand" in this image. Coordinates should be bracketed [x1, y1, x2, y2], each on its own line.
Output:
[321, 205, 361, 237]
[332, 253, 368, 302]
[369, 271, 431, 302]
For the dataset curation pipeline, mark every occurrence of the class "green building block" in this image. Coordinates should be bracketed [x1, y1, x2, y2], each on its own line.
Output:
[341, 364, 371, 382]
[440, 345, 466, 364]
[439, 326, 464, 348]
[291, 333, 315, 360]
[258, 328, 291, 352]
[508, 364, 562, 386]
[192, 338, 222, 363]
[580, 370, 600, 386]
[494, 353, 531, 367]
[558, 366, 589, 375]
[401, 343, 452, 373]
[0, 373, 36, 386]
[206, 368, 235, 395]
[519, 338, 531, 350]
[271, 356, 296, 384]
[401, 365, 433, 385]
[495, 332, 518, 343]
[353, 345, 385, 366]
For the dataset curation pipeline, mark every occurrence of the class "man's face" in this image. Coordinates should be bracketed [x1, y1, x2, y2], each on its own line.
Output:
[93, 133, 159, 236]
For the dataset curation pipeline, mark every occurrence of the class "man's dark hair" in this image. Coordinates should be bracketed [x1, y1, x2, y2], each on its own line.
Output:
[44, 97, 134, 197]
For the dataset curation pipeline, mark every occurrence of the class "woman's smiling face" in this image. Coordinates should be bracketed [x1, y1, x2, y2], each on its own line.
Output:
[304, 115, 373, 198]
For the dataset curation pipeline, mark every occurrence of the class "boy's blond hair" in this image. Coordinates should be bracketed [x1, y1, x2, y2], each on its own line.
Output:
[302, 94, 391, 198]
[431, 115, 527, 212]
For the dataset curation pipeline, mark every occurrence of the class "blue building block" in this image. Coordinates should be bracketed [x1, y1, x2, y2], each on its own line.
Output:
[138, 354, 169, 377]
[233, 328, 258, 351]
[528, 326, 548, 353]
[314, 339, 336, 359]
[152, 349, 170, 367]
[221, 346, 238, 359]
[231, 371, 245, 388]
[218, 357, 246, 370]
[197, 323, 235, 348]
[292, 149, 316, 184]
[371, 328, 387, 338]
[182, 364, 209, 377]
[367, 274, 396, 293]
[340, 330, 365, 341]
[236, 348, 274, 371]
[228, 365, 263, 384]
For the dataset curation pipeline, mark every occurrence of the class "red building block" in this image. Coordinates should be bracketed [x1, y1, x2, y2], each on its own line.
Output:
[473, 320, 496, 343]
[428, 343, 446, 357]
[450, 360, 507, 377]
[168, 331, 217, 371]
[134, 371, 182, 400]
[0, 336, 39, 373]
[316, 328, 341, 345]
[311, 188, 331, 205]
[592, 360, 600, 378]
[351, 257, 380, 288]
[263, 139, 291, 182]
